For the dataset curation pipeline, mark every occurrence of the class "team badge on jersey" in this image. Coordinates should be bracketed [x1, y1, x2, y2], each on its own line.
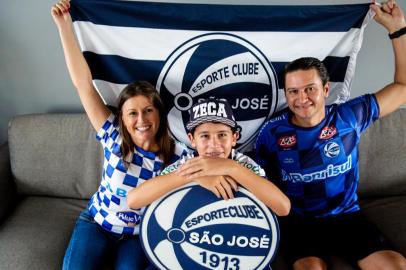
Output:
[278, 134, 297, 148]
[156, 33, 278, 152]
[323, 141, 341, 158]
[140, 184, 279, 270]
[319, 125, 337, 140]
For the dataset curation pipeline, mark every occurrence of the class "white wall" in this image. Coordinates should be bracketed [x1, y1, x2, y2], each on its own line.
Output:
[1, 0, 405, 144]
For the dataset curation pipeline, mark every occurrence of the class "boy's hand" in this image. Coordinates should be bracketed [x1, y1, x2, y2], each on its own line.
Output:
[194, 176, 238, 200]
[177, 156, 234, 179]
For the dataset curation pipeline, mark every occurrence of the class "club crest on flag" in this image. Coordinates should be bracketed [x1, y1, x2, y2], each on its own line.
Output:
[140, 183, 279, 270]
[157, 33, 278, 152]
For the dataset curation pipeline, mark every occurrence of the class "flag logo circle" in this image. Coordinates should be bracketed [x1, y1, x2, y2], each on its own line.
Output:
[140, 183, 280, 270]
[157, 33, 278, 152]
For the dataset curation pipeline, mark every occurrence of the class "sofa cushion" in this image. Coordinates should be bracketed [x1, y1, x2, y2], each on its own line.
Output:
[0, 197, 87, 270]
[0, 143, 16, 221]
[360, 196, 406, 255]
[358, 109, 406, 198]
[8, 114, 102, 199]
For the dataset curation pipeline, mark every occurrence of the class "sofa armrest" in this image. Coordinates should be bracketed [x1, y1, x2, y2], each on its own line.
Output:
[0, 143, 16, 222]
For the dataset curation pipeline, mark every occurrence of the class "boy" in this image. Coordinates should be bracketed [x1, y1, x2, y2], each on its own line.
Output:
[128, 98, 290, 216]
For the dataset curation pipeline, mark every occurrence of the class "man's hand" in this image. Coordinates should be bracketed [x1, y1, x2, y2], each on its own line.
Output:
[371, 0, 406, 33]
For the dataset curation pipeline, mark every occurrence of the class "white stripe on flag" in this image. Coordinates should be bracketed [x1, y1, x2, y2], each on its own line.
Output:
[74, 21, 363, 61]
[92, 80, 126, 106]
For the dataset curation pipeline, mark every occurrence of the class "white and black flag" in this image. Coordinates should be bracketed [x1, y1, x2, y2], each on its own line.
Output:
[70, 0, 373, 151]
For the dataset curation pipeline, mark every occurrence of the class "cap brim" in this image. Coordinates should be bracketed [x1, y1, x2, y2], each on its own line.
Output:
[186, 116, 236, 132]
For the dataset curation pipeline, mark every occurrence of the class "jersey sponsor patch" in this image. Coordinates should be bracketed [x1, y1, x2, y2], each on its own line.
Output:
[281, 155, 352, 183]
[278, 134, 297, 148]
[140, 183, 279, 270]
[283, 157, 295, 164]
[323, 141, 340, 158]
[319, 125, 337, 140]
[116, 211, 141, 225]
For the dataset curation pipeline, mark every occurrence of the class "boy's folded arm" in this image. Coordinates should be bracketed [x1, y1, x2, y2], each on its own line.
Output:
[128, 157, 290, 216]
[127, 172, 189, 210]
[127, 158, 237, 209]
[176, 157, 290, 216]
[177, 157, 235, 178]
[227, 162, 291, 217]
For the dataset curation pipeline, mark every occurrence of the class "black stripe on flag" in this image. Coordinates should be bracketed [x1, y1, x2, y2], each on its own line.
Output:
[84, 51, 349, 87]
[71, 1, 369, 32]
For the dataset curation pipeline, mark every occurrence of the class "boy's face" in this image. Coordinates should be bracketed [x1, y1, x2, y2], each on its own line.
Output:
[188, 122, 238, 158]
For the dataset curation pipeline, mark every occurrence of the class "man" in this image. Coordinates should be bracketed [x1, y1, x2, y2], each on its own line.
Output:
[255, 1, 406, 270]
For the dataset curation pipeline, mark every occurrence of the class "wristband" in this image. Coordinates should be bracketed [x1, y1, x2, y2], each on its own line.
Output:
[388, 26, 406, 39]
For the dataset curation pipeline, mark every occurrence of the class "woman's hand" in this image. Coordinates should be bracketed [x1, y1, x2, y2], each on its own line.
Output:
[194, 175, 238, 200]
[50, 0, 111, 131]
[51, 0, 72, 29]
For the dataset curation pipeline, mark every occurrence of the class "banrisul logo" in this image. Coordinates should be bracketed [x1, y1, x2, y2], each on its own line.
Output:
[157, 33, 278, 152]
[140, 184, 279, 270]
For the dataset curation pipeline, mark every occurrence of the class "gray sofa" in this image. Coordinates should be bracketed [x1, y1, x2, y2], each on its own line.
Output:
[0, 109, 405, 270]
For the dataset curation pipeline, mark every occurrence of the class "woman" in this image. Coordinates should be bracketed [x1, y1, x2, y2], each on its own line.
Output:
[51, 1, 189, 269]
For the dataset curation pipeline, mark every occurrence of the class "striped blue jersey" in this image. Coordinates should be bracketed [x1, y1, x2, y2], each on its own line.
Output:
[255, 94, 379, 217]
[161, 149, 266, 178]
[89, 113, 189, 235]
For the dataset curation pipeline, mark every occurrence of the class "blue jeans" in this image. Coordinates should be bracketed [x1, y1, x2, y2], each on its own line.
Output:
[63, 209, 154, 270]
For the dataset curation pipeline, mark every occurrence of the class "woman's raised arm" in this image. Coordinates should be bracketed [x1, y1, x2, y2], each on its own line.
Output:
[52, 0, 110, 130]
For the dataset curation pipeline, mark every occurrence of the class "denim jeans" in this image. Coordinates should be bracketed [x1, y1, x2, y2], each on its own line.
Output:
[63, 209, 154, 270]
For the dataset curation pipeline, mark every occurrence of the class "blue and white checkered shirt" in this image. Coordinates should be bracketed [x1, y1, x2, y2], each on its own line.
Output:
[88, 113, 189, 235]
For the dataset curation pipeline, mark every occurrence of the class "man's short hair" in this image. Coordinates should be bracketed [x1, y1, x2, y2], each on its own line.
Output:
[283, 57, 330, 87]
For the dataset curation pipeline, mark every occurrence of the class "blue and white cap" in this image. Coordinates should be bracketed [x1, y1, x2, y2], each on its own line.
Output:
[186, 99, 239, 132]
